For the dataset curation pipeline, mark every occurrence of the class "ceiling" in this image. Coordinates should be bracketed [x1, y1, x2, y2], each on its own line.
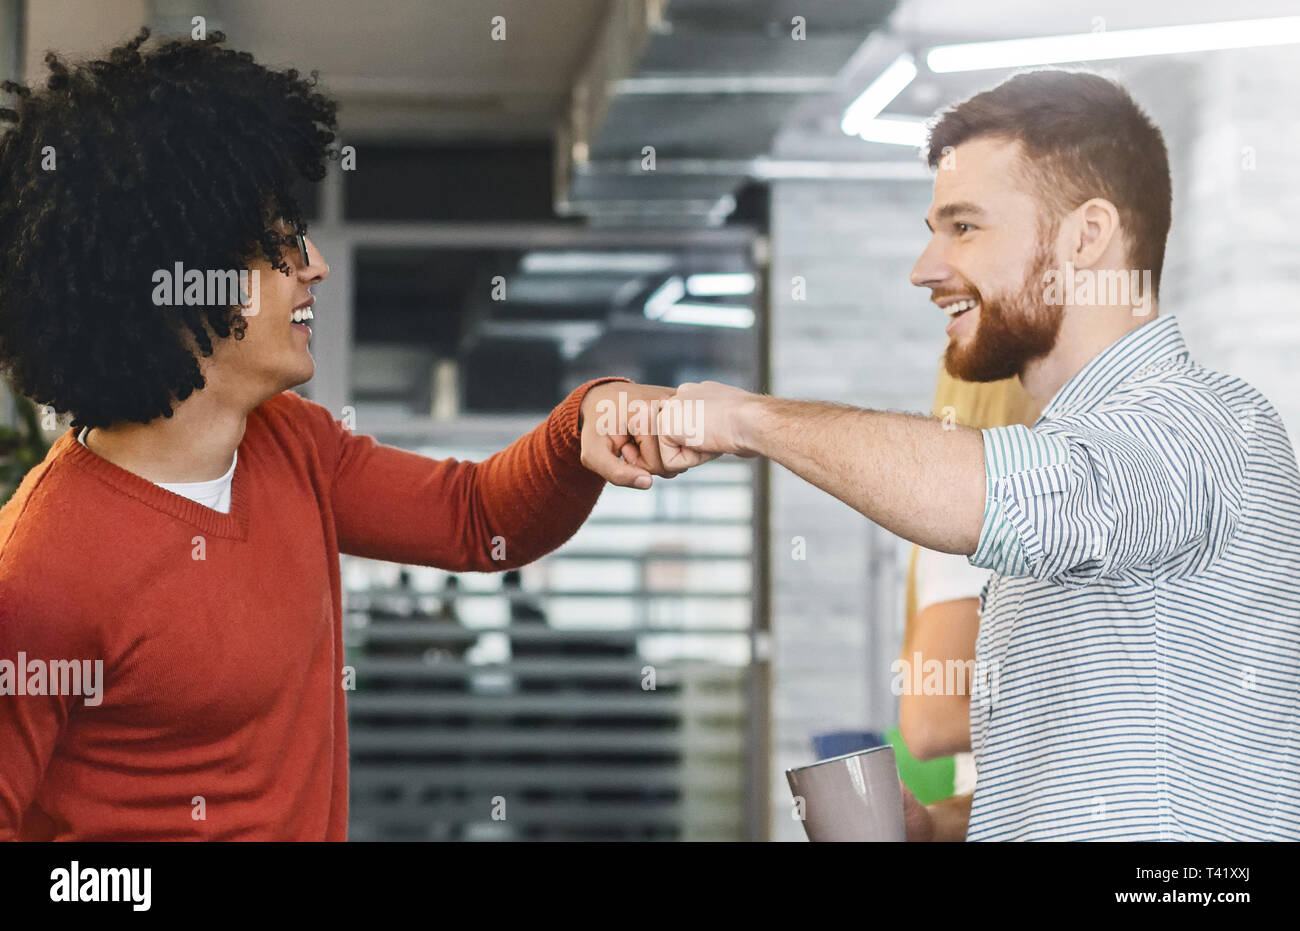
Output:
[890, 0, 1300, 39]
[558, 0, 898, 224]
[27, 0, 1300, 147]
[774, 0, 1300, 162]
[147, 0, 901, 223]
[149, 0, 613, 139]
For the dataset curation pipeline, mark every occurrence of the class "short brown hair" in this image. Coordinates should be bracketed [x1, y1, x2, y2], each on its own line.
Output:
[925, 70, 1171, 298]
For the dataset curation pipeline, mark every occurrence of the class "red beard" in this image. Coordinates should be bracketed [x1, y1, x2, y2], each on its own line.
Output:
[944, 238, 1064, 383]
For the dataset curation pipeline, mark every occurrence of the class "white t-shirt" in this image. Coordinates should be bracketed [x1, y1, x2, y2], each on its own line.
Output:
[914, 546, 992, 613]
[78, 427, 236, 515]
[913, 546, 991, 796]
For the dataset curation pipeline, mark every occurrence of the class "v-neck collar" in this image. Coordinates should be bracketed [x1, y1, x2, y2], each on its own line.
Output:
[59, 429, 251, 540]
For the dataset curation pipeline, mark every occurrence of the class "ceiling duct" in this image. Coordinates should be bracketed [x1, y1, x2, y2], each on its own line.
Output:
[557, 0, 898, 227]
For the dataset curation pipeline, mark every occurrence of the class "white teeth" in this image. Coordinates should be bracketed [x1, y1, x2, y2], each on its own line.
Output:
[292, 308, 314, 324]
[945, 299, 978, 317]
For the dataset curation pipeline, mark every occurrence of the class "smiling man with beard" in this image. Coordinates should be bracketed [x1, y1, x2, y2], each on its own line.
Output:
[656, 70, 1300, 841]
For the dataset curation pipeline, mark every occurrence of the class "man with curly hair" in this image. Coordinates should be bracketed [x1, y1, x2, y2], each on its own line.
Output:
[0, 30, 686, 840]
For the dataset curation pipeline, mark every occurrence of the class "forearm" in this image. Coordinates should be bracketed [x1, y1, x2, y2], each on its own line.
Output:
[468, 381, 613, 567]
[744, 397, 987, 555]
[899, 598, 979, 758]
[332, 383, 608, 569]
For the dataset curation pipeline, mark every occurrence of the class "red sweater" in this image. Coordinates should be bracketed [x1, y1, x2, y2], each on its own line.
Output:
[0, 381, 617, 840]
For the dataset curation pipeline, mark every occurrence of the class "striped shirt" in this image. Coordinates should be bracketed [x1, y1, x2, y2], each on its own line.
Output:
[967, 314, 1300, 840]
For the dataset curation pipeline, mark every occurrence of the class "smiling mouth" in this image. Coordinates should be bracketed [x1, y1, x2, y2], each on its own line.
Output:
[944, 298, 979, 320]
[291, 307, 314, 326]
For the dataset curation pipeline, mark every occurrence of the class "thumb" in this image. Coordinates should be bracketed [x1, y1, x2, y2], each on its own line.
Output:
[658, 434, 707, 471]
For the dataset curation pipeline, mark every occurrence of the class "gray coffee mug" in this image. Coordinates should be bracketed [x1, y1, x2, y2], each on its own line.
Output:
[786, 744, 906, 841]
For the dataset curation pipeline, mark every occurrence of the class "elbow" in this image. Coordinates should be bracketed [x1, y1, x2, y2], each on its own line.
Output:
[898, 716, 943, 762]
[898, 699, 970, 762]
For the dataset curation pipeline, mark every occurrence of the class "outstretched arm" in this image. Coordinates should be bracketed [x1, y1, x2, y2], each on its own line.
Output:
[656, 381, 986, 555]
[302, 380, 683, 570]
[657, 380, 1246, 582]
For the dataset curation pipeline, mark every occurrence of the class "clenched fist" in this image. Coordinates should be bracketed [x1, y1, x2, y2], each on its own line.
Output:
[579, 381, 686, 489]
[655, 380, 762, 471]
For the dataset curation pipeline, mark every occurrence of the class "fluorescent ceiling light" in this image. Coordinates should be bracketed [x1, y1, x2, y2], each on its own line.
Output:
[927, 15, 1300, 73]
[841, 53, 918, 136]
[685, 273, 756, 297]
[521, 251, 675, 274]
[658, 303, 755, 329]
[644, 276, 686, 320]
[854, 117, 927, 148]
[646, 276, 756, 328]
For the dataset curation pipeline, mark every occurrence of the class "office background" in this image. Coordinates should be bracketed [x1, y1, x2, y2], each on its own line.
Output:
[2, 0, 1297, 840]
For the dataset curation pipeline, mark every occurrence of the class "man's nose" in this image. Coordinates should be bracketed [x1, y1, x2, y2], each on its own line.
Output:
[910, 238, 949, 290]
[303, 236, 329, 283]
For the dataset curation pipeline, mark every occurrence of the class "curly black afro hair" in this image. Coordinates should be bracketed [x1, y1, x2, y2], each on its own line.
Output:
[0, 27, 338, 428]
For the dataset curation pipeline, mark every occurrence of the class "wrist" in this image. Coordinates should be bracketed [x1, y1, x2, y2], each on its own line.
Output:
[734, 394, 770, 456]
[577, 378, 628, 434]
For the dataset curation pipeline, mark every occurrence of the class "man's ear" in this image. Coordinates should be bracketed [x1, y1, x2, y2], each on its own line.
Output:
[1070, 197, 1121, 270]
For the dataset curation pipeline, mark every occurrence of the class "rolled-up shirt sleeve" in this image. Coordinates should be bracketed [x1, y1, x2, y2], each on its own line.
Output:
[970, 401, 1247, 587]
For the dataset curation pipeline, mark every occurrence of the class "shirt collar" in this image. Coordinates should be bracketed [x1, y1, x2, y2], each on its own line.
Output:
[1035, 314, 1189, 426]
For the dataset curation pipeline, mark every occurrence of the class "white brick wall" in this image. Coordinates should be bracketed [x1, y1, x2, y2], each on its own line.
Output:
[768, 177, 937, 841]
[1144, 49, 1300, 445]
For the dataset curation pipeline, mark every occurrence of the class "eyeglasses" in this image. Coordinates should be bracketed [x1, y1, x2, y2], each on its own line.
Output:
[274, 218, 310, 267]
